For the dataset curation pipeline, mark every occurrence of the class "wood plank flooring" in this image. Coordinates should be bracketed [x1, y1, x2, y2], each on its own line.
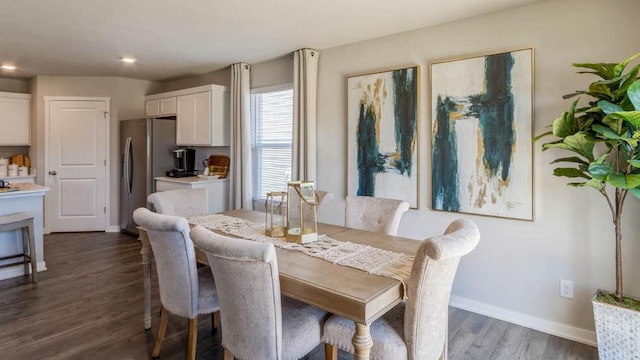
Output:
[0, 232, 598, 359]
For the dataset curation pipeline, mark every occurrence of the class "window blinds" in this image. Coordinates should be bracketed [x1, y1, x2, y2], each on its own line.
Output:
[250, 88, 293, 200]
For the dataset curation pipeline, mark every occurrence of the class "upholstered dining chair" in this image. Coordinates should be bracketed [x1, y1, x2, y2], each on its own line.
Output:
[190, 225, 328, 360]
[315, 190, 335, 223]
[345, 195, 410, 236]
[147, 188, 208, 217]
[132, 208, 219, 360]
[323, 218, 480, 360]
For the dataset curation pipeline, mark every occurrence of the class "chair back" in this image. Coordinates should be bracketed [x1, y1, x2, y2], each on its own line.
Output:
[190, 226, 284, 360]
[404, 219, 480, 360]
[345, 195, 409, 236]
[148, 188, 208, 217]
[133, 207, 201, 319]
[315, 190, 334, 222]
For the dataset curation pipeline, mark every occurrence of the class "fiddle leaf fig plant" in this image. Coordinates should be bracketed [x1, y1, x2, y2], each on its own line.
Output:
[536, 52, 640, 304]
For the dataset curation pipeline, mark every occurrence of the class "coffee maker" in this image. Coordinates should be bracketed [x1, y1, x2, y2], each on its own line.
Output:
[166, 148, 197, 177]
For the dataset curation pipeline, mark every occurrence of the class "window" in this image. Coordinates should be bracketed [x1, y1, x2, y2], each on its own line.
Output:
[250, 87, 293, 201]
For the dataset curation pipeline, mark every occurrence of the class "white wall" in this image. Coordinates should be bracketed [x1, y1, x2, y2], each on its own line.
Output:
[314, 0, 640, 344]
[0, 77, 28, 93]
[29, 76, 158, 230]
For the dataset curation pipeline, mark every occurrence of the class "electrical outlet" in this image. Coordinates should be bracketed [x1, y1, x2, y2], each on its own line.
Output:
[560, 279, 574, 299]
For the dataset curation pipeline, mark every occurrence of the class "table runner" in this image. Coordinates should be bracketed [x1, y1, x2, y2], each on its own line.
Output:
[189, 213, 413, 296]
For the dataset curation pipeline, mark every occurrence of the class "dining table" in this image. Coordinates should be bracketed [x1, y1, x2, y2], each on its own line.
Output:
[138, 209, 420, 360]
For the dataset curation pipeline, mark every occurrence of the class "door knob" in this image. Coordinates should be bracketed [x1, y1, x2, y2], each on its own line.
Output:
[49, 170, 57, 175]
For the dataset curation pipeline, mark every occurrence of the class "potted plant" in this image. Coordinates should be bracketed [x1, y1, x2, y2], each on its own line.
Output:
[537, 53, 640, 359]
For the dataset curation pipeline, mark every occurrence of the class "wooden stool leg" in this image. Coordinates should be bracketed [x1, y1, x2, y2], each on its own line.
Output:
[325, 343, 338, 360]
[152, 306, 169, 358]
[224, 348, 234, 360]
[21, 226, 29, 277]
[26, 221, 37, 283]
[187, 318, 198, 360]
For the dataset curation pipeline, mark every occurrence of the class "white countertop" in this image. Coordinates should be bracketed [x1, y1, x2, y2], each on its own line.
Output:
[155, 176, 229, 184]
[0, 174, 35, 181]
[0, 182, 49, 199]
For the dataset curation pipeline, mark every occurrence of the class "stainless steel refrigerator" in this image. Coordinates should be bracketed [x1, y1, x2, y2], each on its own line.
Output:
[119, 118, 176, 235]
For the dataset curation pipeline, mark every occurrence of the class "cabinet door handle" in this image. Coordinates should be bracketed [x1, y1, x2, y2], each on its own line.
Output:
[49, 170, 57, 176]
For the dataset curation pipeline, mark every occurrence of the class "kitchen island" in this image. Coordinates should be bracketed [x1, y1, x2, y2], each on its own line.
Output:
[0, 183, 49, 281]
[155, 176, 229, 213]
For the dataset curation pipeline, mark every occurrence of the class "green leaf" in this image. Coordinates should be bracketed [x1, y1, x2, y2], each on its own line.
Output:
[614, 52, 640, 76]
[542, 142, 578, 153]
[550, 156, 589, 165]
[603, 114, 624, 133]
[628, 81, 640, 111]
[605, 112, 640, 129]
[629, 187, 640, 199]
[598, 100, 623, 114]
[573, 62, 617, 79]
[589, 163, 615, 181]
[605, 173, 640, 189]
[562, 91, 586, 99]
[592, 123, 623, 139]
[563, 132, 596, 161]
[614, 65, 640, 99]
[567, 182, 587, 187]
[533, 131, 553, 142]
[553, 167, 591, 179]
[552, 100, 579, 137]
[588, 83, 613, 99]
[628, 159, 640, 168]
[584, 178, 605, 191]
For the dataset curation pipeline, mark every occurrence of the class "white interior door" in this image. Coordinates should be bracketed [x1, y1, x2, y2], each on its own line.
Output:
[47, 99, 108, 232]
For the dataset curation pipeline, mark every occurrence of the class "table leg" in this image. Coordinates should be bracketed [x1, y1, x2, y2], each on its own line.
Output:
[352, 322, 373, 360]
[139, 230, 152, 330]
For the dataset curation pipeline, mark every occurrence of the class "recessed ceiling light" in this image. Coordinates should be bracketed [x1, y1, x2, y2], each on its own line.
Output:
[1, 64, 16, 70]
[120, 57, 136, 63]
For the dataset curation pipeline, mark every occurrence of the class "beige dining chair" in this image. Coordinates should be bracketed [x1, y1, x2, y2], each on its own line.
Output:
[315, 190, 335, 223]
[132, 208, 219, 360]
[190, 225, 328, 360]
[345, 195, 410, 236]
[323, 218, 480, 360]
[147, 188, 208, 217]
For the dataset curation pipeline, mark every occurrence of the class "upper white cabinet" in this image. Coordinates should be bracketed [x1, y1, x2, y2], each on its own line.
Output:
[146, 84, 229, 146]
[0, 92, 31, 145]
[145, 96, 176, 117]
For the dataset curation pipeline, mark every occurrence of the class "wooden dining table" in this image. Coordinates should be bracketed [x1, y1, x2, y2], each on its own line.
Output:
[138, 209, 420, 360]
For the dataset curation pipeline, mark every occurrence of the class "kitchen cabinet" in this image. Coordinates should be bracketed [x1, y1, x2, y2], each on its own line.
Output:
[145, 96, 176, 117]
[176, 86, 229, 146]
[145, 84, 229, 146]
[0, 92, 31, 145]
[155, 176, 229, 213]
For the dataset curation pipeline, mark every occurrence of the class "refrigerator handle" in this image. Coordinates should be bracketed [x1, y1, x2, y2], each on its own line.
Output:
[124, 136, 133, 196]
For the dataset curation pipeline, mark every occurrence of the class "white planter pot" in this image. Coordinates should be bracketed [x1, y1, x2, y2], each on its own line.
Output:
[592, 290, 640, 360]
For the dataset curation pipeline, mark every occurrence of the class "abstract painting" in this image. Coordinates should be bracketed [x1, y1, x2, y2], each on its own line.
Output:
[431, 49, 533, 220]
[347, 66, 419, 208]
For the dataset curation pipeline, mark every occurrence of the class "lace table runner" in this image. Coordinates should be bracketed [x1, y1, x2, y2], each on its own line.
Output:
[189, 213, 413, 296]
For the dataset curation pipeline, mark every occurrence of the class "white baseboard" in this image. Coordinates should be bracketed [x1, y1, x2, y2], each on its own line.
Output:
[105, 225, 120, 233]
[449, 295, 597, 347]
[0, 261, 47, 281]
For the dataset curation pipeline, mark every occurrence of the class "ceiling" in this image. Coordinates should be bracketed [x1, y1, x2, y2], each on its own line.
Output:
[0, 0, 543, 82]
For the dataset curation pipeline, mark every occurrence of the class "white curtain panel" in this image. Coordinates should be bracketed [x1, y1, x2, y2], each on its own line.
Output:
[292, 48, 319, 182]
[229, 62, 253, 210]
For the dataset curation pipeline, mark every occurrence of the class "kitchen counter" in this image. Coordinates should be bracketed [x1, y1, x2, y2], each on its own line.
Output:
[0, 183, 48, 198]
[155, 176, 229, 213]
[155, 176, 229, 184]
[0, 174, 36, 183]
[0, 182, 49, 280]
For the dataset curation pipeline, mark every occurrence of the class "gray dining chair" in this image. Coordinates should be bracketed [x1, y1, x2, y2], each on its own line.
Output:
[315, 190, 335, 223]
[323, 218, 480, 360]
[148, 188, 208, 217]
[345, 195, 410, 236]
[132, 207, 219, 360]
[190, 225, 328, 360]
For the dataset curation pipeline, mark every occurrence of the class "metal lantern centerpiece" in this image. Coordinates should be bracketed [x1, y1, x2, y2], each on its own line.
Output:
[265, 191, 286, 237]
[286, 181, 318, 244]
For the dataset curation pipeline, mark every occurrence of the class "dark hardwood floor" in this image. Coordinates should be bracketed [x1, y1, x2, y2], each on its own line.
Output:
[0, 232, 597, 359]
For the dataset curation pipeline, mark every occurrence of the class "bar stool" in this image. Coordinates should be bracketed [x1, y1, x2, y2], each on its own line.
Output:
[0, 212, 37, 283]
